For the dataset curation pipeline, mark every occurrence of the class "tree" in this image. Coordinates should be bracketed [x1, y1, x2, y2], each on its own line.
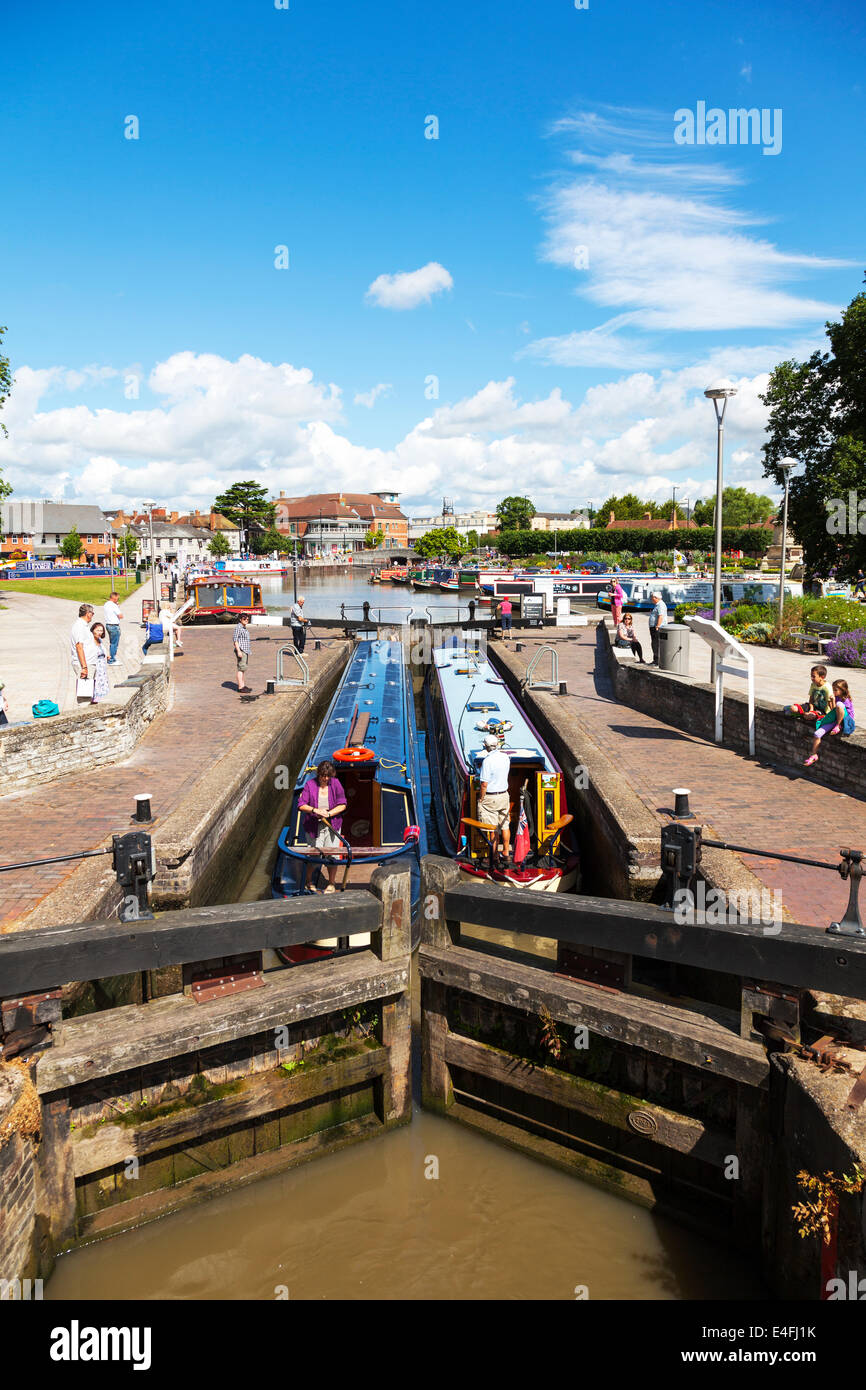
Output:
[466, 530, 480, 551]
[212, 481, 276, 546]
[761, 277, 866, 578]
[208, 531, 231, 558]
[597, 493, 659, 522]
[414, 526, 466, 559]
[364, 528, 385, 549]
[251, 526, 290, 555]
[495, 496, 536, 531]
[116, 532, 138, 564]
[61, 526, 83, 561]
[691, 488, 775, 529]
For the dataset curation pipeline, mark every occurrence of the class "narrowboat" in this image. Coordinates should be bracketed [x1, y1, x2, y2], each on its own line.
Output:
[271, 639, 428, 963]
[596, 575, 804, 613]
[184, 577, 266, 621]
[424, 642, 579, 891]
[212, 558, 291, 576]
[437, 569, 459, 592]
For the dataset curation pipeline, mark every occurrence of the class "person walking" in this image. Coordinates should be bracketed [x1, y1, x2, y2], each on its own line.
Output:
[70, 603, 95, 701]
[648, 590, 668, 667]
[290, 595, 309, 653]
[103, 591, 123, 664]
[233, 612, 252, 691]
[477, 733, 512, 868]
[297, 758, 347, 892]
[88, 622, 111, 703]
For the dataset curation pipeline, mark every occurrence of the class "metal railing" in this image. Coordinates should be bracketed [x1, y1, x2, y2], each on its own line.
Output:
[525, 644, 559, 690]
[273, 645, 310, 687]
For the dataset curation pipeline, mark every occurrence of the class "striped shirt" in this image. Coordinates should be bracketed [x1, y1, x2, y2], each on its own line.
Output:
[233, 622, 251, 654]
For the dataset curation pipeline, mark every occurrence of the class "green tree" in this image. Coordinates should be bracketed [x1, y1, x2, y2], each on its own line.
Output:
[495, 496, 536, 531]
[208, 531, 231, 558]
[213, 481, 276, 545]
[762, 277, 866, 578]
[251, 526, 290, 555]
[691, 488, 775, 529]
[116, 531, 138, 564]
[597, 493, 660, 522]
[465, 530, 480, 552]
[61, 525, 83, 560]
[414, 526, 466, 559]
[0, 326, 12, 506]
[364, 528, 385, 549]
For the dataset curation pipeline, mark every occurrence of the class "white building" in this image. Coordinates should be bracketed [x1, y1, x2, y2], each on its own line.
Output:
[407, 508, 498, 543]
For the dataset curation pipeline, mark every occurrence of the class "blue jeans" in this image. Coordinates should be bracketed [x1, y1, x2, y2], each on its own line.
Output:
[106, 624, 121, 662]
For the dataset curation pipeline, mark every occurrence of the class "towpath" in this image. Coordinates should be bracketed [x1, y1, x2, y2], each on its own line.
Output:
[0, 627, 336, 930]
[500, 628, 866, 930]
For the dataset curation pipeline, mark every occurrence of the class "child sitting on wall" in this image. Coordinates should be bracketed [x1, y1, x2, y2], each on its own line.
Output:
[784, 665, 833, 723]
[805, 680, 855, 766]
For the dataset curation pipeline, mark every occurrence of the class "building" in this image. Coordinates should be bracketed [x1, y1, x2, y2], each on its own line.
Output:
[273, 491, 409, 555]
[605, 510, 700, 532]
[407, 504, 499, 544]
[1, 501, 114, 561]
[109, 510, 242, 567]
[530, 511, 590, 532]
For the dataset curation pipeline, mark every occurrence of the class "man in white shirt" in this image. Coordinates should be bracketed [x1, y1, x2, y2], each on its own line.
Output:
[103, 591, 123, 665]
[70, 603, 94, 676]
[477, 733, 512, 864]
[290, 595, 309, 653]
[649, 591, 668, 666]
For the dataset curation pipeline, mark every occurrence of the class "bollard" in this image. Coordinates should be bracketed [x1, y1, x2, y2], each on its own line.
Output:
[362, 600, 371, 623]
[558, 681, 568, 696]
[468, 600, 476, 622]
[314, 639, 321, 650]
[672, 788, 693, 820]
[516, 642, 524, 653]
[134, 793, 153, 823]
[266, 679, 276, 695]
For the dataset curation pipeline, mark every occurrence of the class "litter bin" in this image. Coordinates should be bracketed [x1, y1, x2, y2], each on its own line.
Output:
[657, 623, 690, 675]
[135, 567, 143, 584]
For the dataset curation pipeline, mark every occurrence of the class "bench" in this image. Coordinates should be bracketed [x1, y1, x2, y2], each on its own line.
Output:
[791, 621, 841, 654]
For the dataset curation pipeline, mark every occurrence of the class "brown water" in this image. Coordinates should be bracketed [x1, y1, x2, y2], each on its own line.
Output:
[260, 567, 486, 624]
[45, 614, 766, 1301]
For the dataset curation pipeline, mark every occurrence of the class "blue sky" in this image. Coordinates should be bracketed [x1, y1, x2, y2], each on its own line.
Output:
[1, 0, 863, 516]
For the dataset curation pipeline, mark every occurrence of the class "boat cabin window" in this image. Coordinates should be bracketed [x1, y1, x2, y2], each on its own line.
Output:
[195, 584, 223, 607]
[224, 583, 254, 607]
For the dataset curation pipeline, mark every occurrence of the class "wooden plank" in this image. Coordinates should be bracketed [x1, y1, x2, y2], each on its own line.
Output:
[444, 881, 866, 1000]
[70, 1047, 387, 1176]
[37, 952, 408, 1092]
[0, 893, 381, 998]
[420, 942, 768, 1085]
[445, 1032, 733, 1167]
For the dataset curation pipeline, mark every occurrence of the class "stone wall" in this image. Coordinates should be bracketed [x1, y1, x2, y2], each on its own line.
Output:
[0, 664, 170, 794]
[0, 1068, 39, 1294]
[603, 622, 866, 796]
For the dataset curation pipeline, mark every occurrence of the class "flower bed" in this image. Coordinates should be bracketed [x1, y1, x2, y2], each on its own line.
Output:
[825, 629, 866, 668]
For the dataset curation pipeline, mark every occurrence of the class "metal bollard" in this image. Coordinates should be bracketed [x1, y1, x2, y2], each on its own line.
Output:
[134, 793, 153, 823]
[673, 788, 693, 819]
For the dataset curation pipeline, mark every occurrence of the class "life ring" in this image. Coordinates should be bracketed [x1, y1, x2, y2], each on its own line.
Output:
[333, 747, 375, 763]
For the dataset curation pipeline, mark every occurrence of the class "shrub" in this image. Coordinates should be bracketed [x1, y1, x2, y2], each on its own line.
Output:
[739, 622, 774, 644]
[802, 597, 866, 633]
[825, 629, 866, 668]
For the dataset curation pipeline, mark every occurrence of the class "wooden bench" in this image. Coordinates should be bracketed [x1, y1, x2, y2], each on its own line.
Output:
[790, 621, 841, 654]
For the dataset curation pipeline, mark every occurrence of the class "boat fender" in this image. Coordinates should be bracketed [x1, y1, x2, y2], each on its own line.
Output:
[333, 746, 376, 763]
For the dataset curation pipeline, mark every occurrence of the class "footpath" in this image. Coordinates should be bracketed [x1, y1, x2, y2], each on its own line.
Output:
[0, 626, 336, 931]
[501, 626, 866, 930]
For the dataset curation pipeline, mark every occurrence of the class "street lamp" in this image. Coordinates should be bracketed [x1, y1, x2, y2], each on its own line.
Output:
[704, 382, 738, 677]
[777, 459, 797, 626]
[142, 502, 159, 613]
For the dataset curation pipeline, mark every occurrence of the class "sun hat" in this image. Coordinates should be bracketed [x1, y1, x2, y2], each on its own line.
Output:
[482, 733, 500, 749]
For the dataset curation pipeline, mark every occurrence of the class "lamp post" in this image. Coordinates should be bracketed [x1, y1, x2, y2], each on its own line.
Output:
[704, 382, 738, 678]
[777, 459, 797, 627]
[142, 502, 159, 613]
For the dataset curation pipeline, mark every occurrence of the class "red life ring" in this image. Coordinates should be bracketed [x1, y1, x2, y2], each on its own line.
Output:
[333, 747, 375, 763]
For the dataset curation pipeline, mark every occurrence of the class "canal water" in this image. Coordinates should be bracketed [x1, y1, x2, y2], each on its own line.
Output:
[260, 566, 484, 623]
[46, 589, 766, 1301]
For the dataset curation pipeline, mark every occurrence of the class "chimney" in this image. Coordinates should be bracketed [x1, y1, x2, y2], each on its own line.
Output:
[170, 511, 179, 523]
[643, 512, 652, 521]
[609, 511, 615, 524]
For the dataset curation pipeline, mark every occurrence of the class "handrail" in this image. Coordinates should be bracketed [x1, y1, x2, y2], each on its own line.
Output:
[525, 644, 559, 690]
[275, 645, 310, 686]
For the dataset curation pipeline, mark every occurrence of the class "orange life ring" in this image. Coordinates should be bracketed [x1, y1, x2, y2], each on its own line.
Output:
[333, 747, 375, 763]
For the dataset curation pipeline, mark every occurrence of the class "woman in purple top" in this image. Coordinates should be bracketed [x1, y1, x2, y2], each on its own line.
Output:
[297, 758, 347, 892]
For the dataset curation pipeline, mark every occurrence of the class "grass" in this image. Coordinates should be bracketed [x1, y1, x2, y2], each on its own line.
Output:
[0, 576, 146, 603]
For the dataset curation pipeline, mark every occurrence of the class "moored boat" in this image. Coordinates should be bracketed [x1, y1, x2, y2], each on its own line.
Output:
[596, 575, 804, 612]
[184, 577, 266, 621]
[271, 639, 428, 962]
[423, 642, 579, 890]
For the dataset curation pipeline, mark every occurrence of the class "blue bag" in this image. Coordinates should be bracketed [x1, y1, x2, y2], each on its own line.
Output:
[842, 708, 855, 735]
[32, 699, 60, 718]
[146, 622, 164, 643]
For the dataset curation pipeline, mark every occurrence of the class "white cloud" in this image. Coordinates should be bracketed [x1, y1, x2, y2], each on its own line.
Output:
[365, 261, 454, 310]
[353, 382, 392, 409]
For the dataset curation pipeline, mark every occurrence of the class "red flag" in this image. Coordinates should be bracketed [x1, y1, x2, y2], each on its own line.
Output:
[513, 798, 530, 866]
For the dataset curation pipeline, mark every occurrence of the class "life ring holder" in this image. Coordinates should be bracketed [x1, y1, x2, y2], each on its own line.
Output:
[333, 747, 376, 763]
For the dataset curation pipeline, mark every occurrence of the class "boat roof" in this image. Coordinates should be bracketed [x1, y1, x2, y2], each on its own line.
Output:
[431, 645, 555, 773]
[298, 639, 412, 792]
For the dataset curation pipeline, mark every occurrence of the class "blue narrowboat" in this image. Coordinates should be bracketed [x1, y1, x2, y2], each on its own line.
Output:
[271, 639, 428, 962]
[423, 642, 579, 892]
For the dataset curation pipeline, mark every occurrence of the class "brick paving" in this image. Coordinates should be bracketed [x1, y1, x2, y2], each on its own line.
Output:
[0, 628, 334, 930]
[507, 630, 866, 930]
